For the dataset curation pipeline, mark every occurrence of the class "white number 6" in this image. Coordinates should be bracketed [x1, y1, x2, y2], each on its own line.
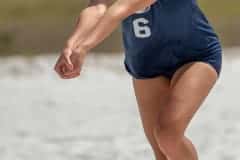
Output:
[133, 18, 151, 38]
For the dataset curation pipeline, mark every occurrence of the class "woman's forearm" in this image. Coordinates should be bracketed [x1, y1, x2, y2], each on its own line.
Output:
[75, 0, 156, 53]
[66, 1, 108, 48]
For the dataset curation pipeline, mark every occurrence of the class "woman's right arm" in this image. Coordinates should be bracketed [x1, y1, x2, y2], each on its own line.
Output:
[65, 0, 109, 49]
[54, 0, 109, 78]
[55, 0, 111, 73]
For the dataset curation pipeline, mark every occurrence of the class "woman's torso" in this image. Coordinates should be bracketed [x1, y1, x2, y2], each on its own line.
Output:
[121, 0, 219, 56]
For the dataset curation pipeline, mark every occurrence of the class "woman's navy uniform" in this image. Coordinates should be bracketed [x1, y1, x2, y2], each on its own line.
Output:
[121, 0, 222, 79]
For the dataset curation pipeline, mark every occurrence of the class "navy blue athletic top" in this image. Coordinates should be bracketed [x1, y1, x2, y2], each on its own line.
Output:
[121, 0, 222, 79]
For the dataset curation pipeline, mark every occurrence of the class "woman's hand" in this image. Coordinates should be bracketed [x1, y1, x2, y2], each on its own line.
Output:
[54, 46, 87, 79]
[54, 0, 108, 79]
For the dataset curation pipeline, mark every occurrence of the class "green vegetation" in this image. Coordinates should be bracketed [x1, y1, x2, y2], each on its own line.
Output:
[0, 0, 239, 55]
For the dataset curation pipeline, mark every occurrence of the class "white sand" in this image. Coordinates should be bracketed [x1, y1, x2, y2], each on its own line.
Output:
[0, 48, 239, 160]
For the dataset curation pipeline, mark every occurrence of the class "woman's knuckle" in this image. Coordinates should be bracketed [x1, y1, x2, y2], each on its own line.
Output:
[55, 67, 59, 73]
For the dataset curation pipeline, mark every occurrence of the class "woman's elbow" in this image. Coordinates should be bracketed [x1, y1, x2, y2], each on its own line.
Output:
[81, 3, 107, 19]
[94, 3, 108, 17]
[108, 5, 133, 21]
[109, 0, 157, 20]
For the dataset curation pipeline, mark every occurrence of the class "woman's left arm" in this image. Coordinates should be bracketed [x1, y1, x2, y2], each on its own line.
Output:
[74, 0, 156, 54]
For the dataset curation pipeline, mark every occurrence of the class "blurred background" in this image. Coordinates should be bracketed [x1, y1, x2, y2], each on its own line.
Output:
[0, 0, 240, 55]
[0, 0, 240, 160]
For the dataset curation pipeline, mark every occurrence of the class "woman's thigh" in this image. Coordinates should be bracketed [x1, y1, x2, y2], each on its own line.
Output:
[133, 76, 171, 130]
[155, 62, 218, 135]
[132, 76, 170, 155]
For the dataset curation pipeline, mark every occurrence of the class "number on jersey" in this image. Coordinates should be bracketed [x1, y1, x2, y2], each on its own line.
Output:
[133, 18, 151, 38]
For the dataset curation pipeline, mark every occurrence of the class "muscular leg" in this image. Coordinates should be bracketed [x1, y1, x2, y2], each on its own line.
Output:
[153, 62, 218, 160]
[133, 76, 170, 160]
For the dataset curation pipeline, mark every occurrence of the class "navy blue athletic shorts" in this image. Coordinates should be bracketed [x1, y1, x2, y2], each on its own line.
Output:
[121, 0, 222, 79]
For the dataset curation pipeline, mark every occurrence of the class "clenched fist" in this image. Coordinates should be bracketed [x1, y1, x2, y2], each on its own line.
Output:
[54, 46, 86, 79]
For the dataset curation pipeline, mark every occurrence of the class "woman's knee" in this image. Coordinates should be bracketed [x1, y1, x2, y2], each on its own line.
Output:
[154, 98, 185, 133]
[153, 119, 183, 144]
[152, 96, 186, 149]
[152, 124, 183, 157]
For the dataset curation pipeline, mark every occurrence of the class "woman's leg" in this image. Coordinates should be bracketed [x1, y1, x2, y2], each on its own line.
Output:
[153, 62, 218, 160]
[133, 76, 170, 160]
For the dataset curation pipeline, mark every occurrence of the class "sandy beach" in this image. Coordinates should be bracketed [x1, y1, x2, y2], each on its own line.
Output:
[0, 48, 239, 160]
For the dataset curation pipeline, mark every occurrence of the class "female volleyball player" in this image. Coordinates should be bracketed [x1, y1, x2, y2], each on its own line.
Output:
[54, 0, 222, 159]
